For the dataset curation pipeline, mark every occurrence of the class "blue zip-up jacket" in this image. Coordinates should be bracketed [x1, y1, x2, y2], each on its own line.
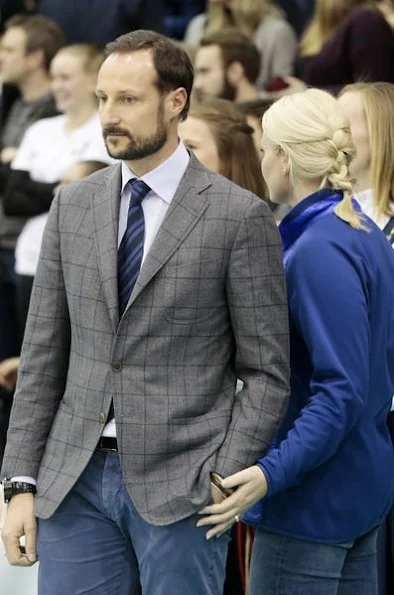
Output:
[244, 189, 394, 543]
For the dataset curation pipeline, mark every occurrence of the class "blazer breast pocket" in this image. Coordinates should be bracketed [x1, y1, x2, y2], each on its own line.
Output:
[163, 259, 224, 324]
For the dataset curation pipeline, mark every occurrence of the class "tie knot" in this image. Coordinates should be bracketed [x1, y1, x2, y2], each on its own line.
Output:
[128, 178, 151, 207]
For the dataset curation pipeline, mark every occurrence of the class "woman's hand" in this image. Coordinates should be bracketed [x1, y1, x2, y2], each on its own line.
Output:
[197, 465, 268, 539]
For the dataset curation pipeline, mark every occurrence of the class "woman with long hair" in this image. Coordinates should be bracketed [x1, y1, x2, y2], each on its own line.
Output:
[197, 88, 394, 595]
[338, 83, 394, 232]
[179, 97, 269, 595]
[184, 0, 297, 87]
[338, 82, 394, 595]
[179, 97, 267, 201]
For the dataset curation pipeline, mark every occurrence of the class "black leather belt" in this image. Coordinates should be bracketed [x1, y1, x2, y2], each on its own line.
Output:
[96, 436, 118, 452]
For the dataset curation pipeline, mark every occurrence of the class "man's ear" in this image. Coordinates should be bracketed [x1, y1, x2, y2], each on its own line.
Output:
[226, 61, 244, 86]
[26, 48, 46, 72]
[166, 87, 188, 120]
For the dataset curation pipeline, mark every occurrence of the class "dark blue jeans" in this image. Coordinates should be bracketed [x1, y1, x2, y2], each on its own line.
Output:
[37, 452, 230, 595]
[249, 527, 379, 595]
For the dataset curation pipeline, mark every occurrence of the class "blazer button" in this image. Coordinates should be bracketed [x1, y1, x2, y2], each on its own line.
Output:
[100, 412, 106, 423]
[112, 362, 122, 372]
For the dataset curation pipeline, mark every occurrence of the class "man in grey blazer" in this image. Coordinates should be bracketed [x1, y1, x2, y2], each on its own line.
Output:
[1, 30, 290, 594]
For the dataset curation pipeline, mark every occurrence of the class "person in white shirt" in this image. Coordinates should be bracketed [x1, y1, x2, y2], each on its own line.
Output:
[338, 81, 394, 595]
[3, 43, 114, 332]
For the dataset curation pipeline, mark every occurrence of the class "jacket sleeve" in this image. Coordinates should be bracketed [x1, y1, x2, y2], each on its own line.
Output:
[257, 234, 370, 496]
[215, 198, 290, 478]
[0, 191, 71, 479]
[3, 169, 58, 217]
[349, 10, 394, 83]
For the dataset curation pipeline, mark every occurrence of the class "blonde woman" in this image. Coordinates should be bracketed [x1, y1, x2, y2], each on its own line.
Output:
[338, 82, 394, 595]
[198, 89, 394, 595]
[184, 0, 297, 87]
[338, 83, 394, 236]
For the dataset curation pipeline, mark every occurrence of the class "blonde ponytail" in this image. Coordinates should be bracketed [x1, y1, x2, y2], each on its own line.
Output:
[262, 89, 366, 230]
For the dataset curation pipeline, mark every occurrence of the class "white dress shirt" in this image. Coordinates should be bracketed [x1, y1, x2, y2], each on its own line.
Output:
[102, 141, 190, 437]
[12, 142, 190, 484]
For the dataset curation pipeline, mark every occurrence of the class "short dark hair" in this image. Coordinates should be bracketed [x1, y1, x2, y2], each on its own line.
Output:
[200, 29, 261, 85]
[105, 30, 194, 121]
[5, 15, 65, 71]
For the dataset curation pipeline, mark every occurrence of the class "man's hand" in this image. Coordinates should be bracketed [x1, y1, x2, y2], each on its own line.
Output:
[1, 493, 37, 566]
[0, 357, 20, 391]
[198, 466, 268, 539]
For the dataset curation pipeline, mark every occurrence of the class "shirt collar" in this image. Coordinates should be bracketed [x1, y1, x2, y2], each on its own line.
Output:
[121, 140, 190, 204]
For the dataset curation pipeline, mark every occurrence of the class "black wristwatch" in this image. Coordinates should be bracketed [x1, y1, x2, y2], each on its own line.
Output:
[2, 479, 36, 503]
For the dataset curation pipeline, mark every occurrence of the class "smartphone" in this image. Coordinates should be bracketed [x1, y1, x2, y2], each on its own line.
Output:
[210, 471, 234, 499]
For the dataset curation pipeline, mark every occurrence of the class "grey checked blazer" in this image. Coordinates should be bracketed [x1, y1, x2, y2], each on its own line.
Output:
[2, 155, 290, 524]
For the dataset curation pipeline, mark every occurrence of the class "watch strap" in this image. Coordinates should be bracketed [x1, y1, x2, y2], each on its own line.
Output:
[3, 479, 37, 503]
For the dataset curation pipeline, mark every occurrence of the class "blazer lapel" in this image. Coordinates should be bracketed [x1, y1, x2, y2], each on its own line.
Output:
[91, 164, 122, 332]
[126, 155, 212, 309]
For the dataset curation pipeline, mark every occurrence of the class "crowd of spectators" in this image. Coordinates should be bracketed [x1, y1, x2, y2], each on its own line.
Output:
[0, 1, 394, 594]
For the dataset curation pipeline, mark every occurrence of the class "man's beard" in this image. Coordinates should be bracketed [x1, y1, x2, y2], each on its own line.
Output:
[220, 75, 237, 101]
[195, 74, 236, 103]
[103, 104, 167, 161]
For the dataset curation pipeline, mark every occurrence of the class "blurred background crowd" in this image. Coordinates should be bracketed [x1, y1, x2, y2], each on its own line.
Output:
[0, 0, 394, 594]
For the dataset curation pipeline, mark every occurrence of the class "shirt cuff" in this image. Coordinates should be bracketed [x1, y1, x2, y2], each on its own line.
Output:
[11, 476, 37, 486]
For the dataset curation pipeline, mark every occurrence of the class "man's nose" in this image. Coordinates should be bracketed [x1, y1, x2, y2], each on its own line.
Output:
[99, 103, 121, 126]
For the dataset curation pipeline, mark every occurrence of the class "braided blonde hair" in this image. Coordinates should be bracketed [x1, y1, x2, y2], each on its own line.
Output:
[262, 88, 366, 229]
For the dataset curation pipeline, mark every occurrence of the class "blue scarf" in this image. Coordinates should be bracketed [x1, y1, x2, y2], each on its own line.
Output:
[279, 189, 343, 266]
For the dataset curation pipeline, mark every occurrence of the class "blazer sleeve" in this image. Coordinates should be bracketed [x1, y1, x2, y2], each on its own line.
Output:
[215, 199, 290, 478]
[2, 169, 58, 217]
[0, 191, 71, 479]
[257, 235, 370, 496]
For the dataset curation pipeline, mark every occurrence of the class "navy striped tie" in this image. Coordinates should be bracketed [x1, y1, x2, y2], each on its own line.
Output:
[118, 178, 150, 316]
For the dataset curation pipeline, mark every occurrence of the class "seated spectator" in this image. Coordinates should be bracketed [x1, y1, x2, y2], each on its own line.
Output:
[0, 13, 64, 465]
[0, 159, 109, 394]
[179, 97, 267, 201]
[298, 0, 394, 92]
[184, 0, 297, 88]
[3, 43, 113, 333]
[194, 30, 261, 102]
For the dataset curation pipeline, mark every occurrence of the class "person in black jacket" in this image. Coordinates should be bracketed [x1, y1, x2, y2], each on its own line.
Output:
[0, 14, 63, 464]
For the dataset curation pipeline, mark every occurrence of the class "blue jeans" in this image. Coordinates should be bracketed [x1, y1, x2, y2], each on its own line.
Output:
[249, 528, 379, 595]
[37, 451, 230, 595]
